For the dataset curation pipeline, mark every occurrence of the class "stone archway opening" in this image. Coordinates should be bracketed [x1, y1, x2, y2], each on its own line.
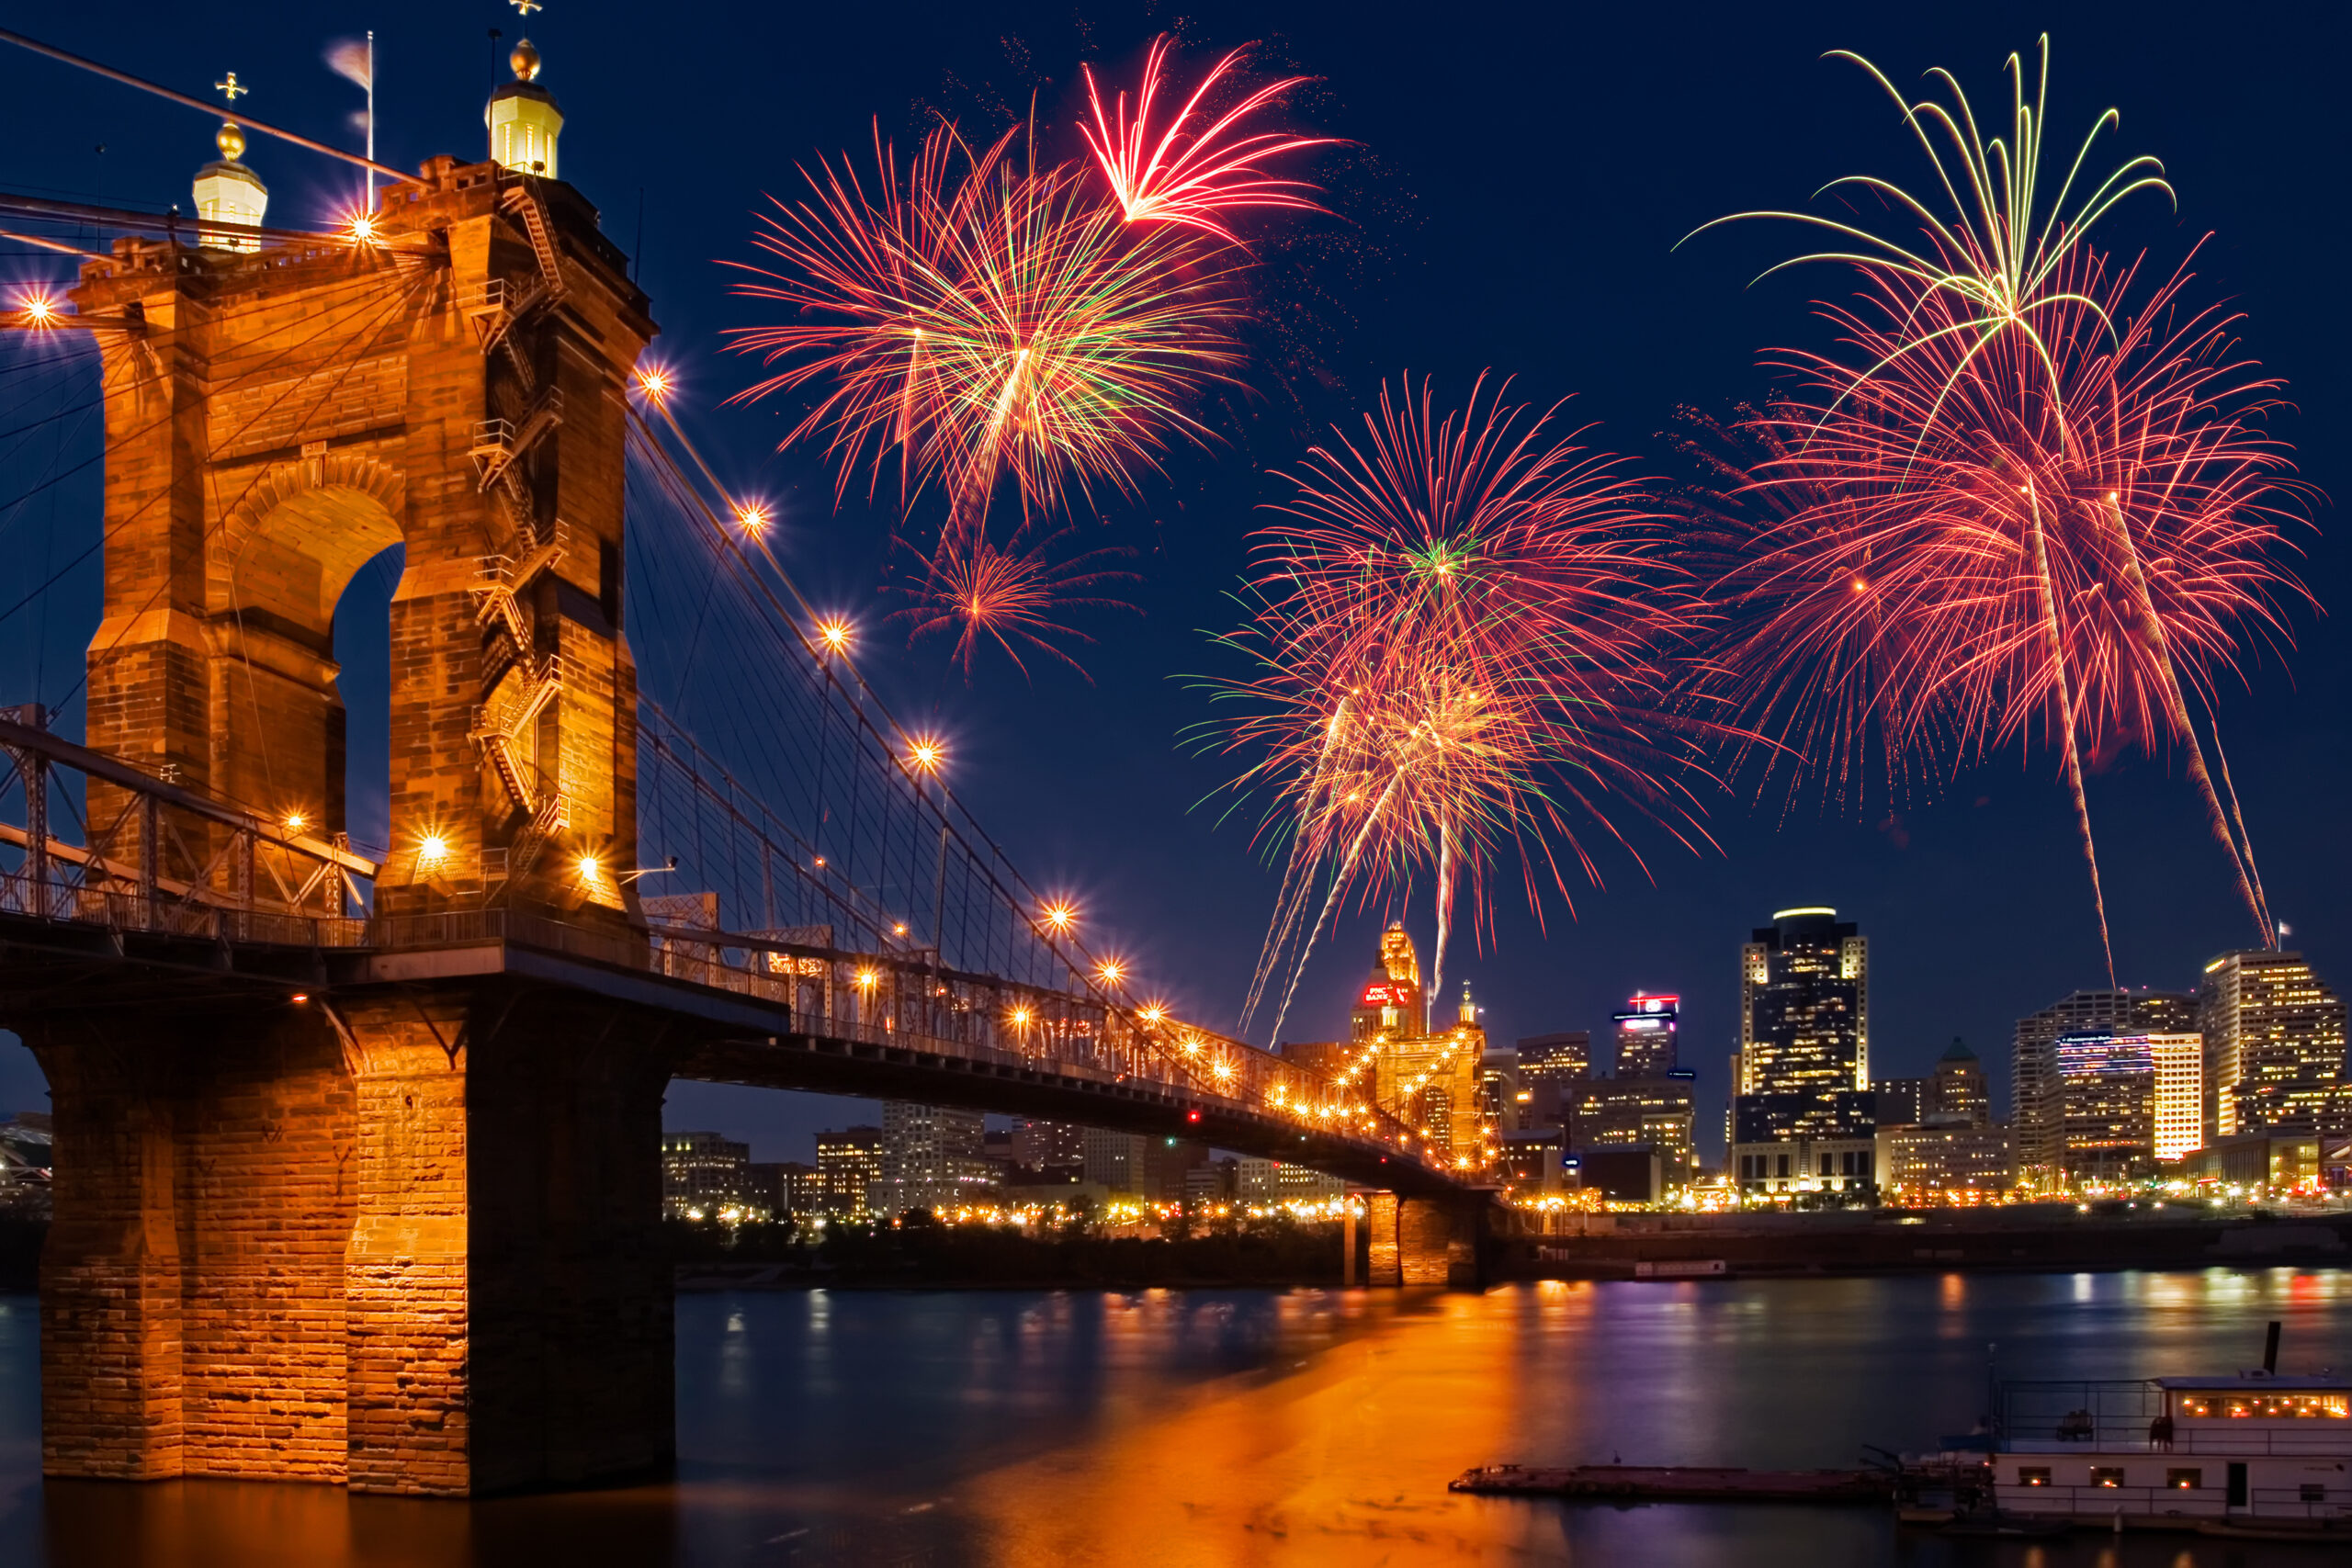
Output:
[209, 460, 405, 843]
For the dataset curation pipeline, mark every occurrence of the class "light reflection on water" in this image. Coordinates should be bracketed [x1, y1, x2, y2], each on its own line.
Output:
[0, 1270, 2344, 1565]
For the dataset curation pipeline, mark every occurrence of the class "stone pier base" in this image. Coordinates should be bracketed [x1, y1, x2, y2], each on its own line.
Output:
[28, 981, 675, 1495]
[1363, 1190, 1487, 1289]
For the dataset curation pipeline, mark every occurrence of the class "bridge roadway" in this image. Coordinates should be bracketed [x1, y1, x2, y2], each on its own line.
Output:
[0, 886, 1460, 1196]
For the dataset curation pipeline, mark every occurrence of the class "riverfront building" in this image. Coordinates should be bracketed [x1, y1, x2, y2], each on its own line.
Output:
[2054, 1032, 2203, 1183]
[2199, 950, 2347, 1137]
[814, 1125, 883, 1220]
[1611, 993, 1680, 1076]
[1732, 908, 1875, 1197]
[1875, 1122, 2015, 1201]
[869, 1101, 997, 1216]
[1570, 1072, 1698, 1189]
[662, 1131, 753, 1220]
[2011, 989, 2195, 1190]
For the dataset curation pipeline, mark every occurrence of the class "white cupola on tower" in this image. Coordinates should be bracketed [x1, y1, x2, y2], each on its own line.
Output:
[192, 120, 267, 252]
[487, 38, 564, 178]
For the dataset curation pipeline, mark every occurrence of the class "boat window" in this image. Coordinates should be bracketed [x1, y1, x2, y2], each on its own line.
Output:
[2175, 1392, 2349, 1420]
[2164, 1469, 2201, 1490]
[2090, 1468, 2125, 1488]
[2017, 1468, 2051, 1487]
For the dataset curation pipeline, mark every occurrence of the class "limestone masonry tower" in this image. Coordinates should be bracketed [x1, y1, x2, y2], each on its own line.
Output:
[30, 36, 678, 1497]
[77, 37, 650, 927]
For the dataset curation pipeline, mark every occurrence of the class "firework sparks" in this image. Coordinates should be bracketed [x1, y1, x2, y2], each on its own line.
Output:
[725, 120, 1248, 536]
[1684, 35, 2174, 433]
[1079, 34, 1334, 243]
[1204, 374, 1716, 1042]
[1709, 249, 2310, 974]
[895, 524, 1139, 682]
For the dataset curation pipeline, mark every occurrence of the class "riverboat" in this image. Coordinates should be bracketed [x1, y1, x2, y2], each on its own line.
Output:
[1987, 1332, 2346, 1532]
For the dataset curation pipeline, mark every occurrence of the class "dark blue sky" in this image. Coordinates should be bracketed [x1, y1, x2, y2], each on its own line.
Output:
[1, 1, 2345, 1162]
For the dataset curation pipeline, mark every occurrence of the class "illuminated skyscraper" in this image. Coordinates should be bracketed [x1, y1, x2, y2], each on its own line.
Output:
[2011, 989, 2195, 1189]
[1350, 919, 1425, 1041]
[1611, 992, 1680, 1076]
[813, 1125, 883, 1220]
[2199, 950, 2347, 1136]
[1732, 908, 1874, 1196]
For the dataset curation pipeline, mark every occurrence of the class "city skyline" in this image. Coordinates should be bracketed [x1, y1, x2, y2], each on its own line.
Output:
[0, 4, 2341, 1176]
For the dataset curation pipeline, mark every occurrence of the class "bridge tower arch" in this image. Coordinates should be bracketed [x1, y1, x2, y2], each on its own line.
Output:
[26, 68, 674, 1491]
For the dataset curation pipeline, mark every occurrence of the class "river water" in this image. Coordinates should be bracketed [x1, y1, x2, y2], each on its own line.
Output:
[0, 1271, 2346, 1565]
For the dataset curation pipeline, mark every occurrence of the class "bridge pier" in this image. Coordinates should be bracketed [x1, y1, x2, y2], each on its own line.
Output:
[28, 983, 677, 1495]
[1362, 1191, 1487, 1289]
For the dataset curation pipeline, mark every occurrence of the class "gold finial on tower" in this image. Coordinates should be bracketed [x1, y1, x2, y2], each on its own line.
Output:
[195, 70, 267, 250]
[510, 38, 542, 81]
[215, 121, 246, 162]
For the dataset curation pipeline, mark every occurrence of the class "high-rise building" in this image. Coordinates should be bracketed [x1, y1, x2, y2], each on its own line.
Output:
[1738, 908, 1868, 1098]
[1611, 992, 1680, 1076]
[1350, 925, 1487, 1162]
[1351, 920, 1425, 1041]
[1517, 1032, 1589, 1133]
[746, 1160, 821, 1217]
[1930, 1039, 1991, 1126]
[1010, 1118, 1085, 1173]
[1569, 1071, 1697, 1188]
[1873, 1076, 1931, 1127]
[1734, 908, 1871, 1155]
[2011, 990, 2195, 1190]
[662, 1131, 752, 1220]
[1875, 1123, 2014, 1201]
[871, 1101, 995, 1216]
[1081, 1129, 1206, 1200]
[2199, 951, 2347, 1136]
[813, 1125, 883, 1220]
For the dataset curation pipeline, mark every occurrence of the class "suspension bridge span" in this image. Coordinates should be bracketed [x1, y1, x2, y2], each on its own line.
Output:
[0, 76, 1488, 1495]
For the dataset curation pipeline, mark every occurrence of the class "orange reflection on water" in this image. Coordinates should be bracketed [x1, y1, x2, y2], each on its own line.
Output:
[963, 1290, 1555, 1566]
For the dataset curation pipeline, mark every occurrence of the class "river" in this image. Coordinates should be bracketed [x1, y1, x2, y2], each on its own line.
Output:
[0, 1270, 2345, 1564]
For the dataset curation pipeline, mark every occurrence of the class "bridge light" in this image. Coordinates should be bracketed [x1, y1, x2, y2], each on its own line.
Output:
[416, 832, 449, 866]
[854, 969, 878, 990]
[817, 619, 852, 653]
[906, 738, 944, 774]
[1137, 1003, 1165, 1025]
[735, 501, 771, 533]
[15, 289, 57, 326]
[1095, 959, 1125, 986]
[283, 811, 307, 833]
[1009, 1005, 1032, 1028]
[892, 922, 908, 937]
[577, 855, 603, 883]
[345, 212, 379, 244]
[636, 366, 673, 401]
[1041, 900, 1077, 934]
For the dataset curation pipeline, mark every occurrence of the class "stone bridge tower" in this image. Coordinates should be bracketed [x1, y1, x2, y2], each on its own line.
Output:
[27, 42, 684, 1495]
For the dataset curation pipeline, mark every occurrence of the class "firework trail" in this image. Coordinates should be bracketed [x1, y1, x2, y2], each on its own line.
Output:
[1204, 374, 1716, 1043]
[1712, 251, 2310, 972]
[1683, 34, 2173, 435]
[1080, 34, 1334, 242]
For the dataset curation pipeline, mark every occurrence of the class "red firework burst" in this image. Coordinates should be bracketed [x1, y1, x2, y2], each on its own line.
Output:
[1204, 374, 1715, 1041]
[1080, 34, 1335, 243]
[896, 525, 1139, 683]
[1713, 247, 2312, 973]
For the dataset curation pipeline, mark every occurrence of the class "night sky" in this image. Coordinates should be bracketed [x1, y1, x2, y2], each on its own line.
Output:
[0, 1, 2344, 1163]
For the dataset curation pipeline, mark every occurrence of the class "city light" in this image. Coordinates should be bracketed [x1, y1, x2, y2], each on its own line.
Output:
[1138, 1003, 1165, 1024]
[854, 969, 878, 989]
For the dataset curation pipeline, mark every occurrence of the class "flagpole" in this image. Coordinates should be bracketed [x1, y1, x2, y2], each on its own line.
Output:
[364, 30, 375, 212]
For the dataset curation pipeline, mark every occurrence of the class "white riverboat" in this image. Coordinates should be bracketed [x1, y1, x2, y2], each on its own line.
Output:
[1988, 1342, 2347, 1531]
